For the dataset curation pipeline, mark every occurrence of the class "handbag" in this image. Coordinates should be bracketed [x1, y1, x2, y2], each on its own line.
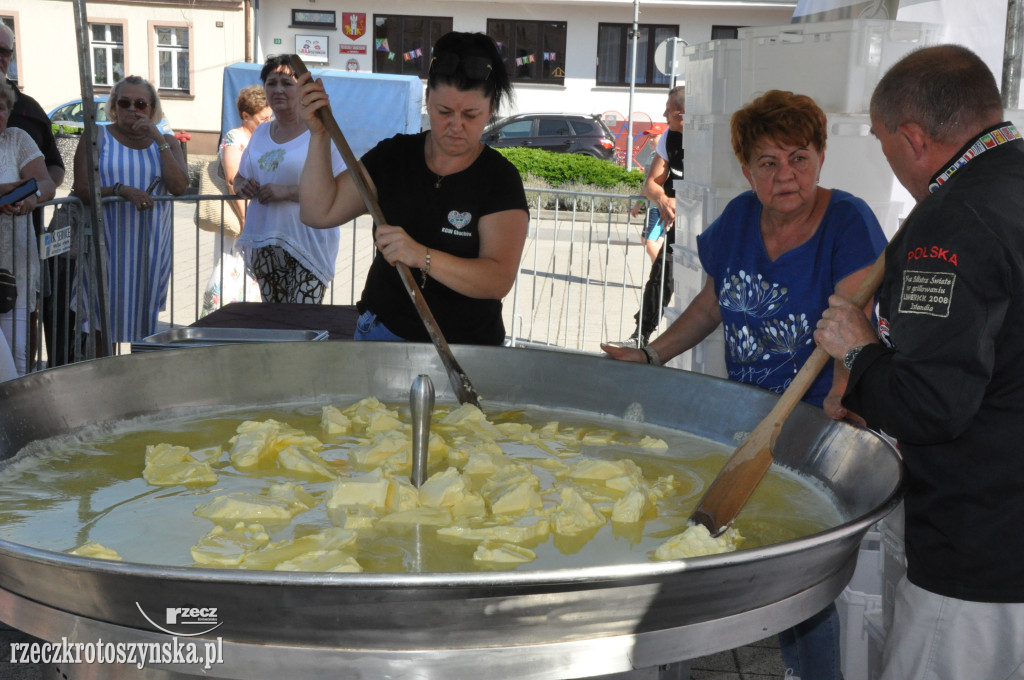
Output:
[0, 268, 16, 314]
[195, 159, 243, 239]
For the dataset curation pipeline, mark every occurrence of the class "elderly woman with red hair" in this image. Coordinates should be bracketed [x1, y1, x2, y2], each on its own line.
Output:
[604, 89, 890, 678]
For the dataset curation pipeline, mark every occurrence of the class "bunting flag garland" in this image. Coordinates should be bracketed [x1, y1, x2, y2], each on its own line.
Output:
[515, 54, 537, 66]
[544, 52, 557, 61]
[375, 38, 390, 52]
[403, 47, 424, 61]
[388, 52, 396, 61]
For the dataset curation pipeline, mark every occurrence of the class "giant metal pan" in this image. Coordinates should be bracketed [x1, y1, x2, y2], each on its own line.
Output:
[0, 342, 901, 679]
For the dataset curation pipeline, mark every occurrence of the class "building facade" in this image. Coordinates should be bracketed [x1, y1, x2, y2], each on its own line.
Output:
[1, 0, 794, 154]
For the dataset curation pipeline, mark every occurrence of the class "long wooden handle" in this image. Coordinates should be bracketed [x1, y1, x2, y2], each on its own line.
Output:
[290, 56, 482, 408]
[691, 243, 890, 535]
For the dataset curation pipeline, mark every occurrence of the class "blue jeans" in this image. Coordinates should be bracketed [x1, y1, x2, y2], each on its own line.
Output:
[353, 310, 406, 342]
[778, 602, 841, 679]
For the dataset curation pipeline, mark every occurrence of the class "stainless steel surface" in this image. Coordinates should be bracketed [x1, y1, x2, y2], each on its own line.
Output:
[410, 374, 434, 488]
[0, 343, 902, 679]
[131, 327, 329, 352]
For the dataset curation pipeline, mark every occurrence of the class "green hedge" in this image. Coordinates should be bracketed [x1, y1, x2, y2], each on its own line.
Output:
[496, 147, 644, 190]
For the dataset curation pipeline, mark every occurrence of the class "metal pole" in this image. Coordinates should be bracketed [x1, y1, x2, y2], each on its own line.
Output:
[1004, 0, 1024, 109]
[626, 0, 639, 171]
[71, 0, 111, 356]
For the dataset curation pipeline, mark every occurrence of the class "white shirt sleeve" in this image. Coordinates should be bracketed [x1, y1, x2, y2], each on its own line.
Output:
[655, 131, 669, 161]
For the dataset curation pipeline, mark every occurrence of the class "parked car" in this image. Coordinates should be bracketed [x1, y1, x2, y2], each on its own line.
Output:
[482, 113, 617, 160]
[48, 96, 172, 134]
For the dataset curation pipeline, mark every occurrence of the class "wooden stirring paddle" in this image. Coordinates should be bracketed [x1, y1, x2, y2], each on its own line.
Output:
[290, 56, 482, 408]
[690, 248, 889, 536]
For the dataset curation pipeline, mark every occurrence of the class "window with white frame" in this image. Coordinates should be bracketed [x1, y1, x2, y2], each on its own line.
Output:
[596, 23, 677, 87]
[90, 23, 125, 87]
[487, 19, 566, 85]
[155, 26, 190, 91]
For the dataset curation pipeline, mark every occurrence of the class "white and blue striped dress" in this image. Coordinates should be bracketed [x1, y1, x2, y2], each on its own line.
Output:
[93, 128, 174, 342]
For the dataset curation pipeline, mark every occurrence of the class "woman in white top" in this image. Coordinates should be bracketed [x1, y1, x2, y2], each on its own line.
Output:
[0, 79, 57, 374]
[234, 55, 345, 303]
[200, 84, 270, 316]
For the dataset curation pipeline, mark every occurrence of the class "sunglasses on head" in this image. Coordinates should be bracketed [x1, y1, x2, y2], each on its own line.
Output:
[116, 97, 150, 111]
[429, 53, 493, 81]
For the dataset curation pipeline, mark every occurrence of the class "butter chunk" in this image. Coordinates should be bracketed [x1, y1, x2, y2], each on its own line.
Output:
[473, 540, 536, 564]
[326, 468, 390, 510]
[437, 518, 550, 545]
[653, 524, 743, 560]
[191, 522, 270, 567]
[385, 475, 421, 512]
[321, 406, 352, 435]
[268, 482, 318, 513]
[418, 467, 467, 509]
[560, 458, 641, 483]
[228, 420, 281, 470]
[611, 488, 651, 524]
[439, 403, 502, 439]
[481, 463, 542, 516]
[143, 460, 218, 488]
[69, 541, 122, 561]
[342, 397, 400, 434]
[350, 431, 409, 469]
[194, 495, 295, 524]
[241, 528, 357, 570]
[551, 486, 606, 536]
[638, 436, 668, 451]
[377, 506, 453, 527]
[275, 549, 363, 573]
[144, 443, 191, 466]
[277, 445, 336, 481]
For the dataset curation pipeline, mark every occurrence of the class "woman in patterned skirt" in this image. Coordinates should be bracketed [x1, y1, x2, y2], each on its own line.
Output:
[71, 75, 189, 343]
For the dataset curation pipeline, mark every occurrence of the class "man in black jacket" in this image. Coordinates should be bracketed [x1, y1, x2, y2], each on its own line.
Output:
[815, 44, 1024, 679]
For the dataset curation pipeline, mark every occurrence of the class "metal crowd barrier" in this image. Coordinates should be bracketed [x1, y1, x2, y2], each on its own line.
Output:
[6, 188, 665, 378]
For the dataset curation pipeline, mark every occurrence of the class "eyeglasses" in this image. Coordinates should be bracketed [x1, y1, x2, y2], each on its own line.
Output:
[0, 48, 12, 58]
[429, 53, 493, 81]
[116, 97, 150, 112]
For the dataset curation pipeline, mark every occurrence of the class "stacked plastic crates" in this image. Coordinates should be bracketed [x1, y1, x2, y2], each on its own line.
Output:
[666, 19, 940, 378]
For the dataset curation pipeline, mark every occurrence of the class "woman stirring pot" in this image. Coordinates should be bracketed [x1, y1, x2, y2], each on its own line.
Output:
[603, 90, 889, 679]
[297, 31, 528, 345]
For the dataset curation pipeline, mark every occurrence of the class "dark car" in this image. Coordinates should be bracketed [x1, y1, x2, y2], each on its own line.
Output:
[483, 113, 617, 160]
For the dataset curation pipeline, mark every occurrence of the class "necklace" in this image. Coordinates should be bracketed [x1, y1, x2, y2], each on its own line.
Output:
[434, 173, 444, 189]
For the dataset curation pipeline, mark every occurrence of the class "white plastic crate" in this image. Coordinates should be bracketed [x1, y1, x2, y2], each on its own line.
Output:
[866, 202, 903, 242]
[682, 115, 750, 189]
[819, 113, 899, 207]
[865, 609, 887, 680]
[879, 502, 906, 633]
[683, 39, 744, 116]
[835, 531, 883, 680]
[673, 180, 746, 252]
[738, 19, 941, 113]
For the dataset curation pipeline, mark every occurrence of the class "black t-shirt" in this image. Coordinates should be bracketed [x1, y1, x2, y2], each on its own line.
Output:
[662, 129, 684, 198]
[359, 132, 528, 345]
[9, 82, 63, 173]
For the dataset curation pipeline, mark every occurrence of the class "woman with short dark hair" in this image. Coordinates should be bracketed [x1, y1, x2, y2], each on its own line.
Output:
[296, 32, 528, 345]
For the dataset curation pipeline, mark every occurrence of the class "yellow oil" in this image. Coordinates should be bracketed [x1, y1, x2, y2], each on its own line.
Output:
[0, 402, 845, 573]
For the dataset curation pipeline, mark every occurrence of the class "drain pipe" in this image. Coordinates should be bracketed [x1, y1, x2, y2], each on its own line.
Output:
[1004, 0, 1024, 109]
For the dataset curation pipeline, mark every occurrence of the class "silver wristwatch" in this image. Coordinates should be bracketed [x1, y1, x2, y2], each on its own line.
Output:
[843, 345, 866, 372]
